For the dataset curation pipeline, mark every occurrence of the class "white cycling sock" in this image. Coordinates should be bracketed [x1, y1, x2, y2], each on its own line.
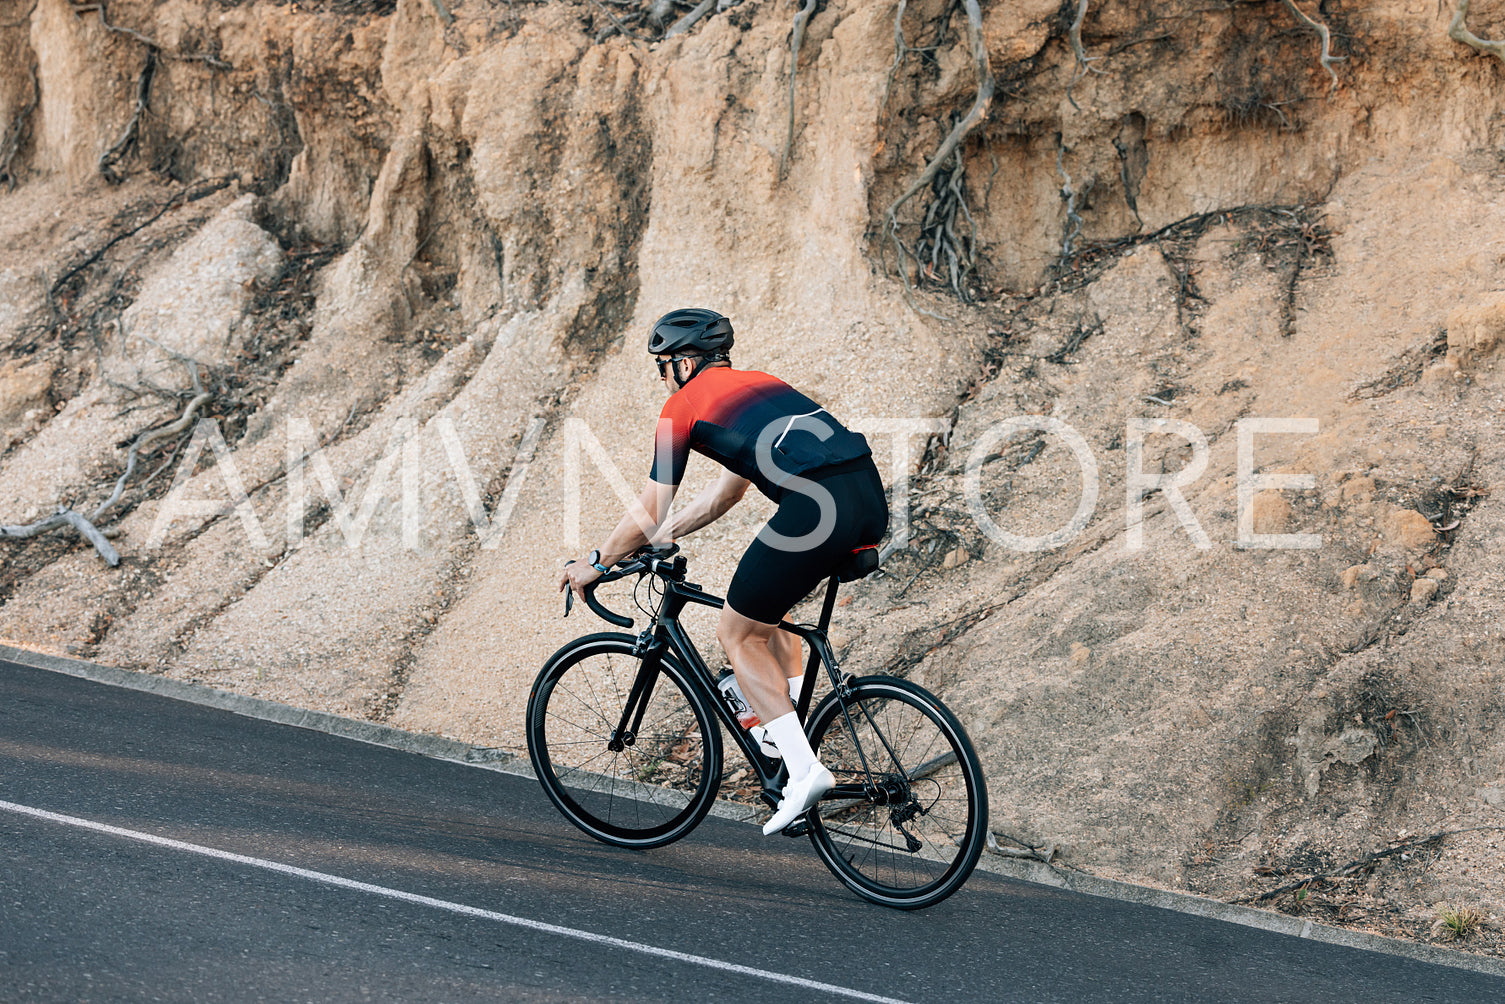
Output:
[762, 711, 818, 781]
[787, 674, 805, 703]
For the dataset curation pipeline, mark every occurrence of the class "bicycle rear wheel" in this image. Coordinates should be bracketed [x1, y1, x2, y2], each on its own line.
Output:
[527, 633, 723, 849]
[806, 676, 988, 909]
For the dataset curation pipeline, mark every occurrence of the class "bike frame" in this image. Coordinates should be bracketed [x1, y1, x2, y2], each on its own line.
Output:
[609, 560, 857, 808]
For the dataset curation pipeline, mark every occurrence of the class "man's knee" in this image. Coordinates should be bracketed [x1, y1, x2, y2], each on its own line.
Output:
[718, 606, 770, 655]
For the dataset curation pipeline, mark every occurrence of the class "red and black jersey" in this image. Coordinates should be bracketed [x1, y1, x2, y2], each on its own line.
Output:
[649, 367, 872, 501]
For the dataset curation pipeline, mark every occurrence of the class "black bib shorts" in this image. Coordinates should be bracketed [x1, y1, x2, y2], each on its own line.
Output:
[724, 457, 889, 625]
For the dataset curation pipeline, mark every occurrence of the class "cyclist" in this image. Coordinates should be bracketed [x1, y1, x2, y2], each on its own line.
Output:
[557, 307, 889, 835]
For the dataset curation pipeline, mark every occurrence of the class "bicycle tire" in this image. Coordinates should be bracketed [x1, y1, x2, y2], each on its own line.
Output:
[805, 676, 988, 909]
[527, 632, 723, 849]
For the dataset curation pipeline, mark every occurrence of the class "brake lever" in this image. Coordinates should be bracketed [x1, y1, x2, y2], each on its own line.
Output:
[563, 560, 575, 617]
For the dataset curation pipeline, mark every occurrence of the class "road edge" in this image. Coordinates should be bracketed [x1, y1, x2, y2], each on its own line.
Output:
[4, 641, 1499, 981]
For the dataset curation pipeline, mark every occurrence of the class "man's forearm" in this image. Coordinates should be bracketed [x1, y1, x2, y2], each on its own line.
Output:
[663, 485, 739, 540]
[595, 481, 674, 565]
[665, 500, 715, 539]
[597, 512, 651, 566]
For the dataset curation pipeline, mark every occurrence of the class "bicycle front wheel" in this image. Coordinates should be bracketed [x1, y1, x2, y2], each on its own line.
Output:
[527, 633, 723, 849]
[806, 676, 988, 909]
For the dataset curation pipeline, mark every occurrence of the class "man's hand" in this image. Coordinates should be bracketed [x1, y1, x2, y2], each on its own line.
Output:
[557, 558, 603, 600]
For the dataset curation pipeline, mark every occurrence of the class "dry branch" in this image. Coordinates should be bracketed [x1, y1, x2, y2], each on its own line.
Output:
[1240, 825, 1505, 903]
[0, 63, 39, 189]
[781, 0, 820, 176]
[1280, 0, 1344, 94]
[91, 386, 213, 525]
[591, 0, 647, 44]
[0, 376, 213, 566]
[1, 506, 123, 565]
[665, 0, 715, 38]
[1449, 0, 1505, 63]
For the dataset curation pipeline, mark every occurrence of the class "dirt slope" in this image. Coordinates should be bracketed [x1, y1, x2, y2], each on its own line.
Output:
[1, 0, 1502, 952]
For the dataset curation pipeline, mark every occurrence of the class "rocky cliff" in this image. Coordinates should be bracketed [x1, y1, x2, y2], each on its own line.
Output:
[2, 0, 1503, 951]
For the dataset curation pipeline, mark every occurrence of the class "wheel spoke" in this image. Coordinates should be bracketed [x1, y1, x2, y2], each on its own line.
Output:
[807, 679, 987, 908]
[527, 641, 720, 849]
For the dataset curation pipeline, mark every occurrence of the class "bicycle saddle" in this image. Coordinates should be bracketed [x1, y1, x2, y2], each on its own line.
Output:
[835, 544, 880, 583]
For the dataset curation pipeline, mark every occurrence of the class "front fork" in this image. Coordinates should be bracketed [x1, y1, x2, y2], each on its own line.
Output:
[608, 630, 664, 752]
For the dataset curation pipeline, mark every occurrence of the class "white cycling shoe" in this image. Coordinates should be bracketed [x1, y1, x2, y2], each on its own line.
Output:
[762, 763, 834, 836]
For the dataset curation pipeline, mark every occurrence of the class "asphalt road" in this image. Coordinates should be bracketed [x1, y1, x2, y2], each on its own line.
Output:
[1, 658, 1499, 1003]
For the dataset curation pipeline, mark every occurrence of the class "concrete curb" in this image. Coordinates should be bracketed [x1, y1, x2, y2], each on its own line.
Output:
[4, 642, 1501, 981]
[974, 855, 1505, 980]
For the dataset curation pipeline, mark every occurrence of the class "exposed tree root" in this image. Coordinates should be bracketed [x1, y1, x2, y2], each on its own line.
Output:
[1240, 826, 1505, 904]
[781, 0, 820, 177]
[592, 0, 742, 44]
[1051, 203, 1331, 299]
[1449, 0, 1505, 64]
[1066, 0, 1104, 110]
[0, 63, 39, 190]
[1349, 329, 1450, 401]
[98, 48, 155, 184]
[66, 3, 232, 183]
[50, 177, 232, 300]
[1055, 137, 1084, 264]
[1280, 0, 1344, 94]
[884, 0, 909, 101]
[914, 140, 978, 301]
[882, 0, 993, 313]
[92, 374, 212, 526]
[68, 3, 231, 69]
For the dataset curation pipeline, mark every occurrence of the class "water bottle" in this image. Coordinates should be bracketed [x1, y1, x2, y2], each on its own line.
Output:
[716, 669, 760, 729]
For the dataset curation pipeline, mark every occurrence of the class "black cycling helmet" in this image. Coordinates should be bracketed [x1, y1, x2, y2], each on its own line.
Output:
[647, 308, 734, 356]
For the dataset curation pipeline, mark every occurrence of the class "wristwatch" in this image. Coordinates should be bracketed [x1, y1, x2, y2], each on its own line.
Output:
[588, 549, 610, 574]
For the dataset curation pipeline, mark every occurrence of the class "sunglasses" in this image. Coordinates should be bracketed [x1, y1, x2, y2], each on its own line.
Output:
[656, 355, 697, 379]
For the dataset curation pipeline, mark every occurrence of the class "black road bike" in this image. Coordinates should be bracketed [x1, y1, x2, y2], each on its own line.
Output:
[525, 544, 988, 909]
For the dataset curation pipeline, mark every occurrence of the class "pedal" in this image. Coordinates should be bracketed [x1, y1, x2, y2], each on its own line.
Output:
[781, 819, 810, 838]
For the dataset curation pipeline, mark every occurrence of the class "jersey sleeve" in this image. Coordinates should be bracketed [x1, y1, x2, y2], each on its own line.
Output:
[648, 393, 694, 487]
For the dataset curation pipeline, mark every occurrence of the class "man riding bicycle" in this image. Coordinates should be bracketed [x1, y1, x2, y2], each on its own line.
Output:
[557, 308, 889, 835]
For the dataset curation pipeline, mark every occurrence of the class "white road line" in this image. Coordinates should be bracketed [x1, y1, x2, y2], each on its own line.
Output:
[1, 798, 912, 1004]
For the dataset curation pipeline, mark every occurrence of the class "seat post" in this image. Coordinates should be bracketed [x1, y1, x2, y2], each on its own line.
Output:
[816, 574, 840, 633]
[794, 576, 841, 725]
